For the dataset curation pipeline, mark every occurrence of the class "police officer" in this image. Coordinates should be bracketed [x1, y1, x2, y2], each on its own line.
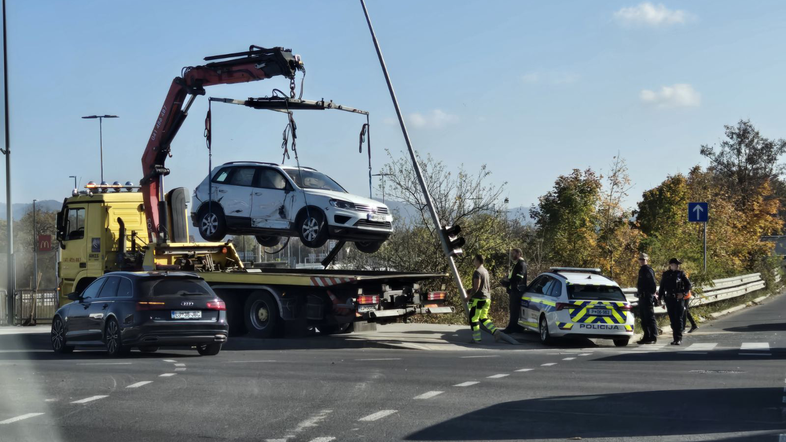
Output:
[635, 253, 658, 344]
[468, 254, 500, 343]
[501, 248, 527, 334]
[658, 258, 692, 346]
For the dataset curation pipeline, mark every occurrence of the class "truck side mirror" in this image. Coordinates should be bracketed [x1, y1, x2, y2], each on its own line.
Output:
[67, 292, 81, 301]
[56, 210, 66, 249]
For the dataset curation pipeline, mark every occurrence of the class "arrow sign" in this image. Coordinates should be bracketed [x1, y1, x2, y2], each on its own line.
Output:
[688, 202, 708, 223]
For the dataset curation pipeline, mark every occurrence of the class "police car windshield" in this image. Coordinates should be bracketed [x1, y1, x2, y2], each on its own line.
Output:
[567, 284, 626, 301]
[285, 169, 346, 192]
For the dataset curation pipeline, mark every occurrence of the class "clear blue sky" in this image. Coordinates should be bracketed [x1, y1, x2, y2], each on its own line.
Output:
[2, 1, 785, 211]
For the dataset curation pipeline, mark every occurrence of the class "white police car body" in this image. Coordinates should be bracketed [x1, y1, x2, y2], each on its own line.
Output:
[518, 268, 634, 347]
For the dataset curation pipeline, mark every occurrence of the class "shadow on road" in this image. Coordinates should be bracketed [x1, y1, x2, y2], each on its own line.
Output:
[593, 347, 786, 362]
[724, 322, 786, 333]
[406, 388, 786, 441]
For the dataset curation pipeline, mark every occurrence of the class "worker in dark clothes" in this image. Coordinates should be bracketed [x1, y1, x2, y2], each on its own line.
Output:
[682, 290, 699, 333]
[636, 253, 658, 344]
[658, 258, 692, 346]
[468, 254, 500, 343]
[501, 248, 527, 334]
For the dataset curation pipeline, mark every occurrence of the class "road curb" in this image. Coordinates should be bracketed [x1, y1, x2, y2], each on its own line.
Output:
[709, 304, 748, 319]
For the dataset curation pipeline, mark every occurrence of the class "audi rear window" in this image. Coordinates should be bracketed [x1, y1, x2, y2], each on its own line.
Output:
[140, 278, 213, 297]
[567, 284, 626, 301]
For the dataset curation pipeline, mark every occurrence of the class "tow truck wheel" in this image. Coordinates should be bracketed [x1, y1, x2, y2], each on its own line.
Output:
[198, 206, 227, 242]
[244, 292, 280, 338]
[256, 235, 281, 247]
[539, 315, 553, 345]
[297, 209, 328, 248]
[355, 241, 383, 254]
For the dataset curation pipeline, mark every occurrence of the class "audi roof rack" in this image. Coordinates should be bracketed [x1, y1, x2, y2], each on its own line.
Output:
[549, 267, 603, 275]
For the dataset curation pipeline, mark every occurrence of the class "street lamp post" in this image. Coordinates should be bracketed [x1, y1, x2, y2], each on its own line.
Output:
[69, 175, 77, 191]
[32, 199, 37, 292]
[372, 172, 392, 203]
[82, 115, 118, 183]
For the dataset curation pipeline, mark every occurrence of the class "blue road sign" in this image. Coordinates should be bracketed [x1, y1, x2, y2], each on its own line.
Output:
[688, 202, 708, 223]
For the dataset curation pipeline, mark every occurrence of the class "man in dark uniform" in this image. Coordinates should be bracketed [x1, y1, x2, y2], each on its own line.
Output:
[501, 248, 527, 334]
[636, 253, 658, 344]
[658, 258, 692, 346]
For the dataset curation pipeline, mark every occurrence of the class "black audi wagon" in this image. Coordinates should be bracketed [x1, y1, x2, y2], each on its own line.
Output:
[51, 272, 228, 356]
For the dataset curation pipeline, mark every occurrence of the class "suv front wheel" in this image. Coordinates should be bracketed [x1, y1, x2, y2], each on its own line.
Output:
[297, 210, 328, 248]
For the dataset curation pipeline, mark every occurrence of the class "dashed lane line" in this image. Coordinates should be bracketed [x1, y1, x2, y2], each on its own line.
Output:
[159, 373, 176, 377]
[77, 362, 132, 366]
[175, 368, 187, 372]
[0, 413, 44, 425]
[126, 381, 153, 389]
[163, 359, 177, 363]
[309, 438, 336, 442]
[487, 374, 509, 379]
[563, 357, 576, 361]
[414, 391, 443, 400]
[460, 355, 500, 359]
[355, 358, 401, 361]
[173, 363, 186, 367]
[358, 410, 397, 422]
[454, 381, 479, 387]
[228, 360, 278, 363]
[541, 363, 557, 367]
[578, 353, 592, 356]
[71, 395, 108, 404]
[515, 368, 533, 372]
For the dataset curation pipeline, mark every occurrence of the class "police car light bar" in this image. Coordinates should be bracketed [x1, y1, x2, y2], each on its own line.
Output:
[550, 267, 603, 275]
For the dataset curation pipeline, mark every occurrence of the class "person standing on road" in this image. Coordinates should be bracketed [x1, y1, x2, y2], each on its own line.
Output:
[468, 254, 500, 344]
[658, 258, 692, 346]
[636, 253, 658, 345]
[501, 248, 527, 334]
[682, 290, 699, 334]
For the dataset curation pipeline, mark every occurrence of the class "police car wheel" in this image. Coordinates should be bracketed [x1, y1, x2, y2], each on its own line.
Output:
[614, 338, 630, 347]
[539, 316, 553, 345]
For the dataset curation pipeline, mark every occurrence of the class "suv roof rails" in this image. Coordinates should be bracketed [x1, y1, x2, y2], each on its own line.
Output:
[221, 161, 279, 166]
[549, 267, 603, 275]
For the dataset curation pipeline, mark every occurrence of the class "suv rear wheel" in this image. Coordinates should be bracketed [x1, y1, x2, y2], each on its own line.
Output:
[198, 206, 227, 241]
[256, 235, 281, 247]
[355, 241, 383, 254]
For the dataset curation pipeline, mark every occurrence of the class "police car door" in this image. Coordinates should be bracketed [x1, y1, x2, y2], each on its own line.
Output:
[520, 275, 552, 331]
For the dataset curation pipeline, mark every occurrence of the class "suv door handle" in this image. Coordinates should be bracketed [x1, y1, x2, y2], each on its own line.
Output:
[254, 192, 263, 196]
[218, 189, 228, 193]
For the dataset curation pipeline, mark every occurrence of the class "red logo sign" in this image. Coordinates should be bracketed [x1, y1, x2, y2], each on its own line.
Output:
[38, 235, 52, 252]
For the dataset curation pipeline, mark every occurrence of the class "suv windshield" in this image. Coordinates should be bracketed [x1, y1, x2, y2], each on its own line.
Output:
[567, 284, 626, 301]
[285, 169, 346, 192]
[140, 278, 213, 297]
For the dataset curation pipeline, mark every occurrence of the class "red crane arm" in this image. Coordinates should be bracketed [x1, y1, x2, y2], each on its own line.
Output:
[140, 46, 302, 243]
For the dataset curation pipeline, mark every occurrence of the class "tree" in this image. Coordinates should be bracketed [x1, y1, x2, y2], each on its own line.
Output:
[530, 169, 602, 268]
[700, 119, 786, 210]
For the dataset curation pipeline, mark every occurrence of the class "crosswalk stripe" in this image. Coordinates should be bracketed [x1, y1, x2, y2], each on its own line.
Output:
[487, 374, 509, 379]
[0, 413, 44, 425]
[126, 381, 152, 389]
[684, 343, 717, 351]
[309, 437, 336, 442]
[741, 342, 770, 351]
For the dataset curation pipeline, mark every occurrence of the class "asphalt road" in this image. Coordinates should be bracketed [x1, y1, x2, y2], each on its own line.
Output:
[2, 292, 786, 442]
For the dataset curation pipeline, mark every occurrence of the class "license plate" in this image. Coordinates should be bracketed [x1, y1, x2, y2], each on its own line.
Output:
[588, 308, 611, 316]
[358, 305, 376, 313]
[367, 213, 386, 222]
[171, 310, 202, 320]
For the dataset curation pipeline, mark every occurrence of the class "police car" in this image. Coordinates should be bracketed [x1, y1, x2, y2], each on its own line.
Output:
[518, 268, 634, 347]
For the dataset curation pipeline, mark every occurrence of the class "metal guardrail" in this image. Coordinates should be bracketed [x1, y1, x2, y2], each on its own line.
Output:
[0, 289, 7, 325]
[623, 273, 769, 315]
[13, 290, 59, 325]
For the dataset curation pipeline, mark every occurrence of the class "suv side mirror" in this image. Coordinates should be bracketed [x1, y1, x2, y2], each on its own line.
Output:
[67, 292, 81, 301]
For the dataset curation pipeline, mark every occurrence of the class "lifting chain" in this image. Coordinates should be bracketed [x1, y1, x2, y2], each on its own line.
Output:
[290, 76, 296, 99]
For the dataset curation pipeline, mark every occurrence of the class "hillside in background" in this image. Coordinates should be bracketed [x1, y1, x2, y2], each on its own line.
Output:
[0, 200, 61, 220]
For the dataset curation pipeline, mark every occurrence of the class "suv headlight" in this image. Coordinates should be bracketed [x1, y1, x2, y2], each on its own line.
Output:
[329, 199, 356, 210]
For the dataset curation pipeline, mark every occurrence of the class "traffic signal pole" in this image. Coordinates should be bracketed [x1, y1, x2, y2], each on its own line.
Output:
[360, 1, 517, 345]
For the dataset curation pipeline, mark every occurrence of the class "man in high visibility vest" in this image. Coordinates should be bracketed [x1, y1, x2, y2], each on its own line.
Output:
[501, 248, 527, 334]
[468, 254, 500, 343]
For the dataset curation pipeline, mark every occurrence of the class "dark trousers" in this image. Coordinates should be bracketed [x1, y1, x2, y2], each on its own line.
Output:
[506, 289, 523, 332]
[638, 296, 657, 341]
[682, 299, 697, 330]
[665, 296, 684, 341]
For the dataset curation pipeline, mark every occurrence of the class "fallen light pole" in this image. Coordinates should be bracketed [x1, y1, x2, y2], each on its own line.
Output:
[360, 0, 516, 344]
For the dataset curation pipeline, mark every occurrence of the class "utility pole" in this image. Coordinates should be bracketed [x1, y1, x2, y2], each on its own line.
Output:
[2, 0, 14, 325]
[372, 172, 391, 203]
[32, 199, 37, 292]
[82, 115, 118, 183]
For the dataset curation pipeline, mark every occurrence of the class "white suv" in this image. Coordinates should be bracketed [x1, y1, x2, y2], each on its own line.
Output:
[191, 162, 393, 253]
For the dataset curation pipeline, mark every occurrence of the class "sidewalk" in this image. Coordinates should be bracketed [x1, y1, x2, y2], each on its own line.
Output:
[0, 325, 50, 335]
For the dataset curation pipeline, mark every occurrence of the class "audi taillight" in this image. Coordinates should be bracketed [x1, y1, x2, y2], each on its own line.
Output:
[357, 295, 380, 305]
[427, 291, 446, 301]
[136, 301, 166, 311]
[206, 300, 226, 311]
[556, 302, 581, 311]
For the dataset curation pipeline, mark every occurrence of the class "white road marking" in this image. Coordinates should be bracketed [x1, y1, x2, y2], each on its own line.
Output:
[0, 413, 44, 425]
[541, 363, 557, 367]
[289, 409, 333, 437]
[174, 363, 186, 367]
[309, 438, 336, 442]
[739, 353, 772, 356]
[454, 381, 479, 387]
[0, 350, 51, 353]
[741, 342, 770, 351]
[77, 362, 132, 366]
[71, 395, 108, 404]
[175, 368, 187, 371]
[159, 373, 176, 377]
[678, 352, 708, 355]
[578, 353, 592, 356]
[685, 343, 717, 351]
[515, 368, 533, 372]
[163, 359, 177, 363]
[44, 399, 58, 402]
[487, 374, 509, 379]
[460, 355, 499, 359]
[563, 357, 576, 361]
[414, 391, 443, 400]
[126, 381, 153, 389]
[228, 360, 278, 363]
[355, 358, 401, 361]
[358, 410, 397, 422]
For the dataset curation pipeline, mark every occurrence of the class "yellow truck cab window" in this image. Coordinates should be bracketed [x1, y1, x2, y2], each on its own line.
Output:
[67, 208, 85, 240]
